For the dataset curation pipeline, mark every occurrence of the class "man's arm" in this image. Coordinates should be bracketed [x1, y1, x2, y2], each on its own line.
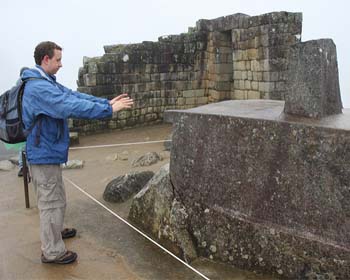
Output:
[26, 82, 112, 120]
[60, 84, 132, 109]
[24, 81, 133, 120]
[59, 83, 109, 104]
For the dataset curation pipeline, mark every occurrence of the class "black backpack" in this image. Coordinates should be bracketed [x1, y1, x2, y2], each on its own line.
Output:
[0, 78, 42, 144]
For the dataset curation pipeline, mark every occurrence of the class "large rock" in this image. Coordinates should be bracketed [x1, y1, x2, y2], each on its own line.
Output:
[62, 159, 84, 169]
[131, 152, 161, 167]
[129, 164, 197, 261]
[103, 171, 154, 203]
[164, 100, 350, 279]
[284, 39, 342, 118]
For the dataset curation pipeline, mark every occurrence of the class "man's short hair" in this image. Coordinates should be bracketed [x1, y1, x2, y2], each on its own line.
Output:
[34, 41, 62, 65]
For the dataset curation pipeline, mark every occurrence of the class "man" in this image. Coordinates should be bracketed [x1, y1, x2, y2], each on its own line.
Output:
[22, 41, 133, 264]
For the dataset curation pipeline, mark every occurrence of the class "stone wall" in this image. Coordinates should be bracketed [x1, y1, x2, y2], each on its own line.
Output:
[197, 12, 301, 100]
[75, 11, 301, 134]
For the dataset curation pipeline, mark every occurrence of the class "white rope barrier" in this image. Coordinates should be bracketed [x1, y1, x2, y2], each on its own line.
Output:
[69, 140, 171, 150]
[63, 176, 210, 280]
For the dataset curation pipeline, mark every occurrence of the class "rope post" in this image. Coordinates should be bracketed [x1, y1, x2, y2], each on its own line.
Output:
[22, 151, 30, 208]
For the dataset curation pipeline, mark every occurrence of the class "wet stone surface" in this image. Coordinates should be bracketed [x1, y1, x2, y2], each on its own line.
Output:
[165, 100, 350, 279]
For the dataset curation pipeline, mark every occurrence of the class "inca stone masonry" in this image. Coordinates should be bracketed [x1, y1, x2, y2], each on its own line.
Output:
[75, 11, 302, 134]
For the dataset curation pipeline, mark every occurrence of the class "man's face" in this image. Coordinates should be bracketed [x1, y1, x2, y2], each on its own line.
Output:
[43, 49, 62, 75]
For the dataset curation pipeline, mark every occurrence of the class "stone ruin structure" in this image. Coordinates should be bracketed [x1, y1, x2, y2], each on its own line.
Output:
[78, 10, 348, 279]
[127, 13, 349, 280]
[75, 11, 302, 134]
[129, 38, 348, 279]
[163, 40, 347, 277]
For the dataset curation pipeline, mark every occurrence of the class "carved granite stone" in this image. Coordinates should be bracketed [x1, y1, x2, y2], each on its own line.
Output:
[164, 100, 350, 279]
[284, 39, 342, 118]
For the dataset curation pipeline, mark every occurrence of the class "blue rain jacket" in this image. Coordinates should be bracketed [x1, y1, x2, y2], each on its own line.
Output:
[22, 66, 112, 164]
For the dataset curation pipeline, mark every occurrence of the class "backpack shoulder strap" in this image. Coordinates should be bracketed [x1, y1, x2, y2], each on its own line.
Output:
[22, 77, 47, 83]
[21, 77, 47, 145]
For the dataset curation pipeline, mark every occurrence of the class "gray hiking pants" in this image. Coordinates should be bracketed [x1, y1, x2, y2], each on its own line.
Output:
[29, 164, 67, 260]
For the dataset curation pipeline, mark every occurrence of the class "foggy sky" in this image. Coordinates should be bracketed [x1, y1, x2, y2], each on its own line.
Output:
[1, 0, 349, 106]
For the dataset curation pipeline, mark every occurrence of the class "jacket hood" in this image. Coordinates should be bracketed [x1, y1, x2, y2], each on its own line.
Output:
[21, 66, 55, 82]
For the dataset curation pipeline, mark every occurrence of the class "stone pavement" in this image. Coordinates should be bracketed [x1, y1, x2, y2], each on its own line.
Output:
[0, 124, 274, 280]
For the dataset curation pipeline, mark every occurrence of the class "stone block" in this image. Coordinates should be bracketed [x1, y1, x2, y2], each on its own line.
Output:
[231, 90, 246, 99]
[284, 39, 342, 118]
[88, 62, 98, 73]
[183, 90, 195, 98]
[212, 73, 232, 82]
[194, 89, 205, 97]
[259, 34, 269, 47]
[176, 98, 185, 106]
[236, 40, 248, 50]
[247, 48, 258, 60]
[238, 80, 245, 90]
[259, 59, 269, 71]
[233, 61, 246, 71]
[262, 71, 270, 81]
[215, 64, 233, 74]
[232, 50, 241, 61]
[197, 97, 208, 104]
[251, 81, 259, 90]
[117, 119, 126, 127]
[145, 113, 158, 122]
[247, 38, 256, 49]
[215, 81, 231, 91]
[117, 110, 131, 120]
[257, 46, 269, 59]
[270, 71, 279, 82]
[247, 71, 252, 81]
[107, 120, 117, 129]
[249, 60, 259, 72]
[258, 81, 273, 92]
[164, 100, 350, 279]
[208, 90, 229, 101]
[83, 74, 97, 87]
[233, 70, 242, 80]
[185, 98, 196, 105]
[247, 90, 260, 99]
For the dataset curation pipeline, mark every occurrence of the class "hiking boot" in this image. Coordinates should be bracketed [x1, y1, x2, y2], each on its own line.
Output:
[41, 250, 77, 264]
[61, 228, 77, 239]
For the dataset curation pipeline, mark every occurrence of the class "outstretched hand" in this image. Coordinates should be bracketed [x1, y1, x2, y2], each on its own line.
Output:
[110, 94, 134, 112]
[109, 93, 129, 105]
